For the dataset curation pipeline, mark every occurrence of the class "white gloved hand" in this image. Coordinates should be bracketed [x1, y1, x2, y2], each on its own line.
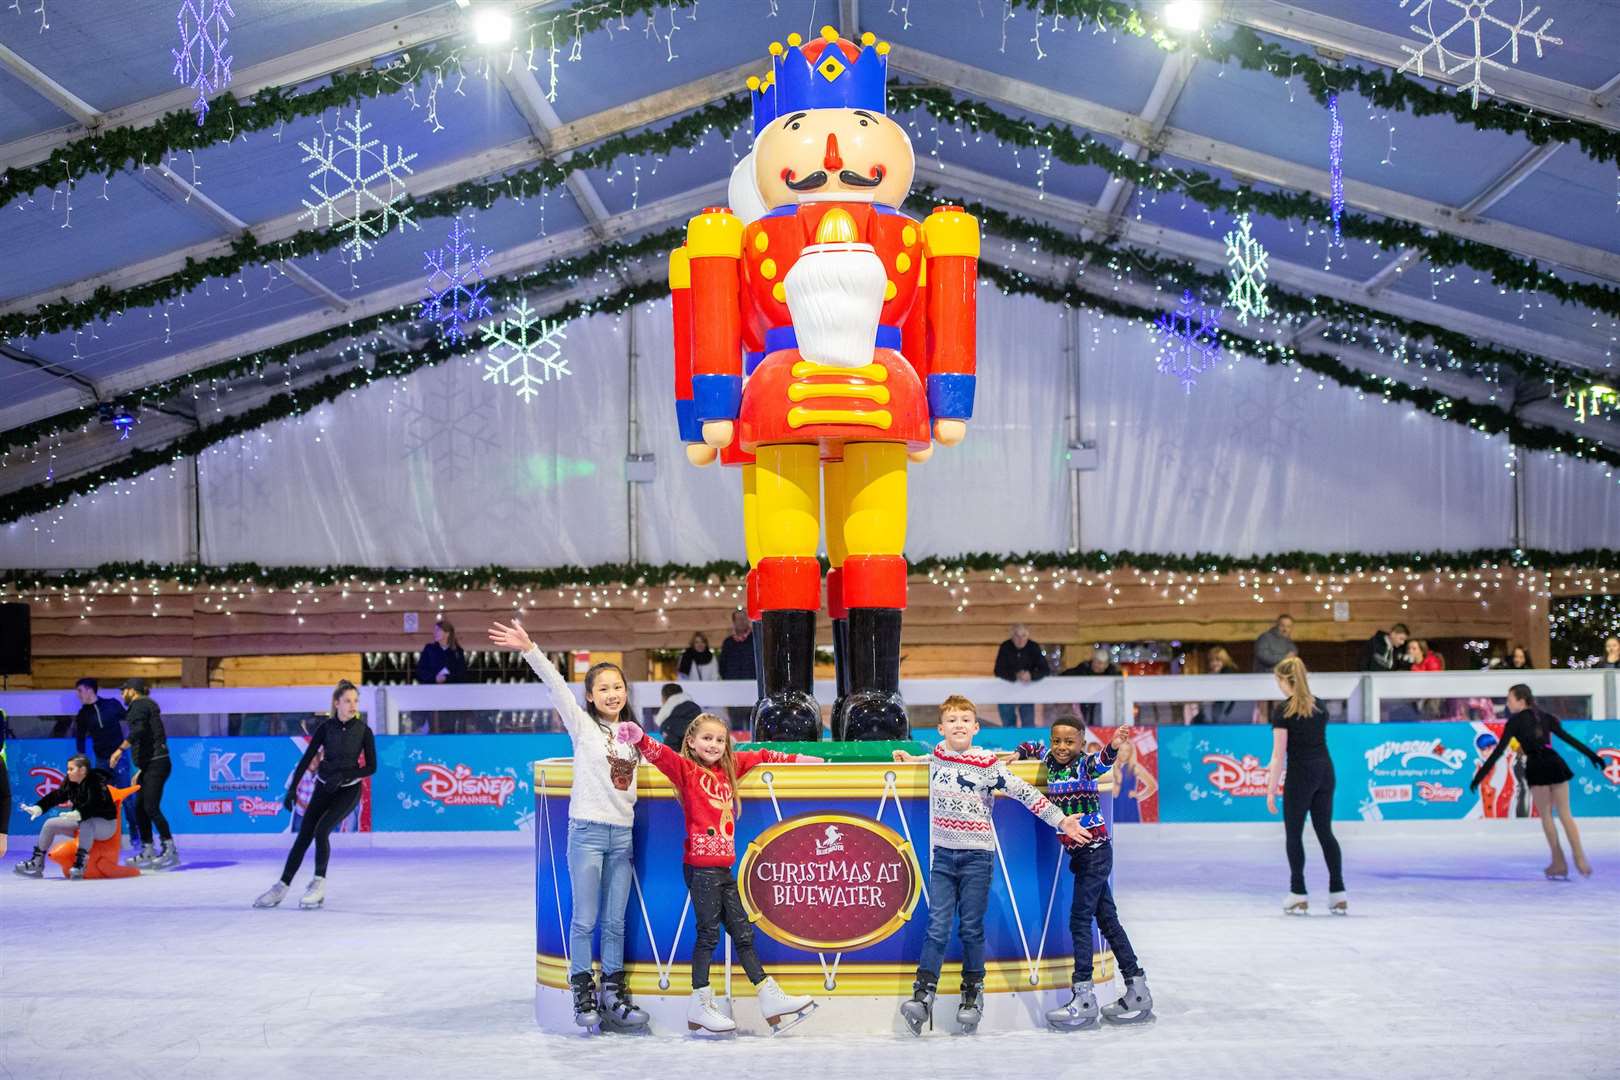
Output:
[22, 803, 43, 820]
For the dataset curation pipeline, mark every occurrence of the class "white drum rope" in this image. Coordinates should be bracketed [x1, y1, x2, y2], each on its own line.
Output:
[539, 769, 570, 969]
[878, 769, 928, 906]
[989, 816, 1039, 986]
[1033, 846, 1067, 982]
[630, 866, 690, 991]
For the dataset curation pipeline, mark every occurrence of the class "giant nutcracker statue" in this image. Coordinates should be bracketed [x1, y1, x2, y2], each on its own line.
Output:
[670, 26, 978, 742]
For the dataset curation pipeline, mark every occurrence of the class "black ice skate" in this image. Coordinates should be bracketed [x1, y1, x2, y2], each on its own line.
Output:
[956, 978, 983, 1034]
[1101, 975, 1155, 1025]
[1045, 979, 1100, 1031]
[598, 971, 649, 1034]
[900, 975, 936, 1036]
[12, 848, 44, 878]
[570, 972, 602, 1030]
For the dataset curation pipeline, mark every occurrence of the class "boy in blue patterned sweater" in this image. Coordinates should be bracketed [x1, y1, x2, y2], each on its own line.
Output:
[1017, 716, 1154, 1029]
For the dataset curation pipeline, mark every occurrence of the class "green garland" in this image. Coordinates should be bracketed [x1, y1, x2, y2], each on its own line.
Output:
[891, 87, 1620, 320]
[2, 549, 1614, 598]
[0, 96, 748, 342]
[0, 227, 684, 457]
[0, 0, 704, 211]
[917, 187, 1599, 400]
[975, 261, 1620, 470]
[1011, 1, 1620, 165]
[2, 249, 1615, 528]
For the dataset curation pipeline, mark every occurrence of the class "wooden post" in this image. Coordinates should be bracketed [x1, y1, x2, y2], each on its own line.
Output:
[180, 656, 211, 688]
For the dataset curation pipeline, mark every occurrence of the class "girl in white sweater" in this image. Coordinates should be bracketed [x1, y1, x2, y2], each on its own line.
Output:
[488, 619, 647, 1032]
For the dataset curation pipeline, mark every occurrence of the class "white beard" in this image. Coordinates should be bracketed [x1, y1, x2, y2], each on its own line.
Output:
[783, 243, 886, 368]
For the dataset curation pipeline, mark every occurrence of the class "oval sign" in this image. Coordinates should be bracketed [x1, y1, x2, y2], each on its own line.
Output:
[737, 812, 922, 951]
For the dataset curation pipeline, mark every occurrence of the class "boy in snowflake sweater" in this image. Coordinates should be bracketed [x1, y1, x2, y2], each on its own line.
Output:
[1016, 717, 1152, 1028]
[893, 695, 1086, 1031]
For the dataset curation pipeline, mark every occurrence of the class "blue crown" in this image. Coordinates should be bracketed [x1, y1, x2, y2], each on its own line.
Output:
[748, 27, 890, 138]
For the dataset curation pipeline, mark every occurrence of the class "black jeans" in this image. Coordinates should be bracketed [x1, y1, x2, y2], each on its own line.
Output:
[134, 757, 173, 844]
[1069, 843, 1142, 981]
[281, 778, 362, 884]
[1283, 757, 1345, 894]
[684, 864, 765, 990]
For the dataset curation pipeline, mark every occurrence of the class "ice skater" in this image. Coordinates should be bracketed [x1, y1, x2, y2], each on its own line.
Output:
[13, 755, 121, 880]
[893, 696, 1088, 1034]
[108, 679, 177, 870]
[1471, 684, 1610, 879]
[488, 620, 649, 1034]
[1264, 657, 1347, 915]
[253, 680, 375, 910]
[1017, 718, 1153, 1029]
[616, 713, 823, 1035]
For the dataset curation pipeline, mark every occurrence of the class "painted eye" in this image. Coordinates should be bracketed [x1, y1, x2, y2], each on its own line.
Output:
[790, 121, 801, 130]
[859, 118, 869, 126]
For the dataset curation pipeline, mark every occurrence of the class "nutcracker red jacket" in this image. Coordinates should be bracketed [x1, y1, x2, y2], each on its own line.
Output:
[632, 733, 801, 867]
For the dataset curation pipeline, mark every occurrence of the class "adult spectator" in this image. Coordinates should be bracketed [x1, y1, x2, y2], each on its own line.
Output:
[716, 611, 757, 682]
[1060, 646, 1118, 725]
[1505, 645, 1532, 670]
[1252, 615, 1299, 672]
[1599, 636, 1620, 669]
[1406, 639, 1444, 671]
[1187, 647, 1241, 725]
[654, 683, 703, 749]
[1360, 624, 1409, 671]
[678, 632, 720, 682]
[994, 624, 1048, 727]
[416, 620, 468, 684]
[71, 678, 133, 841]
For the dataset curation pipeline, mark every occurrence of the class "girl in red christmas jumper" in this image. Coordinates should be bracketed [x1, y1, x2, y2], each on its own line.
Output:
[617, 713, 824, 1035]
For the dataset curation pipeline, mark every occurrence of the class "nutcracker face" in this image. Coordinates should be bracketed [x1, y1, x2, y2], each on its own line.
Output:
[753, 107, 913, 210]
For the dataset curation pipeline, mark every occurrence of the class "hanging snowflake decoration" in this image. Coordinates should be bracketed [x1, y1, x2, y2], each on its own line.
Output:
[1223, 213, 1271, 325]
[481, 300, 571, 401]
[298, 109, 418, 262]
[1397, 0, 1562, 108]
[1327, 93, 1345, 246]
[420, 217, 493, 345]
[1153, 290, 1222, 392]
[172, 0, 232, 125]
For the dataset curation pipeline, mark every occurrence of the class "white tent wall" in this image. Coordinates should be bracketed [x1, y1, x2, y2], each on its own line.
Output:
[0, 465, 192, 569]
[1, 288, 1610, 571]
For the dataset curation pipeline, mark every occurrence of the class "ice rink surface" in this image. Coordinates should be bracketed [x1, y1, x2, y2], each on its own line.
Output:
[3, 818, 1616, 1080]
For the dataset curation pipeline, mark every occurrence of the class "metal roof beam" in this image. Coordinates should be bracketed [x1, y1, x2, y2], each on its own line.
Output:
[1094, 49, 1197, 230]
[0, 1, 559, 173]
[0, 61, 756, 319]
[0, 40, 98, 125]
[1222, 0, 1620, 131]
[0, 180, 724, 436]
[889, 47, 1620, 285]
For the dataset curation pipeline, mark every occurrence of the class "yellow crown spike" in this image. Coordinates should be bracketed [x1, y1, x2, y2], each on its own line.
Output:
[821, 25, 839, 41]
[769, 41, 784, 56]
[787, 32, 802, 46]
[815, 208, 859, 244]
[875, 41, 890, 55]
[747, 75, 761, 91]
[861, 31, 876, 45]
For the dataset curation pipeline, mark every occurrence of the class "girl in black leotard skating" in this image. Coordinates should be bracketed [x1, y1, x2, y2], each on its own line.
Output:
[1264, 657, 1346, 916]
[1472, 684, 1609, 879]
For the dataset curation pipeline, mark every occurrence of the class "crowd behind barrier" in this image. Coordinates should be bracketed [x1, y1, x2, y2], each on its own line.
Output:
[5, 671, 1615, 834]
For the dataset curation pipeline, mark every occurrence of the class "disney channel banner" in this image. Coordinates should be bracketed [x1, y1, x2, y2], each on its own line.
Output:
[1157, 720, 1620, 823]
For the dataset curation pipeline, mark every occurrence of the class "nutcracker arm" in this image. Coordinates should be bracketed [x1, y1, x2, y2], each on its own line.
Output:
[669, 247, 703, 443]
[922, 206, 979, 423]
[686, 208, 746, 424]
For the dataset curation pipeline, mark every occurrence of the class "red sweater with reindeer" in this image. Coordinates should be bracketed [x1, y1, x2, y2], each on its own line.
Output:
[634, 735, 800, 867]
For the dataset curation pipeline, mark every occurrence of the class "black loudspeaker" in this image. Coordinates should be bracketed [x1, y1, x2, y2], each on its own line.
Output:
[0, 603, 31, 676]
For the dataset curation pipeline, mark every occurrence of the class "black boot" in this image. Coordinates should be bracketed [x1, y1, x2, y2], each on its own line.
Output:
[833, 608, 908, 740]
[829, 615, 850, 729]
[750, 618, 766, 702]
[751, 610, 822, 742]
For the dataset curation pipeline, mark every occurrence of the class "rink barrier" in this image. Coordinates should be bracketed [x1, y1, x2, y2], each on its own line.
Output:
[7, 717, 1617, 835]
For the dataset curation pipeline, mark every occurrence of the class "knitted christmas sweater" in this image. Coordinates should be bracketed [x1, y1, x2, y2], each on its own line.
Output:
[634, 734, 799, 867]
[927, 744, 1067, 852]
[1017, 741, 1117, 849]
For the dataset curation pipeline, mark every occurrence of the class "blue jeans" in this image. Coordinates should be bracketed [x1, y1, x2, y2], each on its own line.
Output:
[566, 819, 634, 979]
[916, 847, 994, 982]
[998, 703, 1035, 727]
[1070, 843, 1142, 981]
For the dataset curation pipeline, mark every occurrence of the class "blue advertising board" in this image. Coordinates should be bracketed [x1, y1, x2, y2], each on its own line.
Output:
[369, 733, 570, 831]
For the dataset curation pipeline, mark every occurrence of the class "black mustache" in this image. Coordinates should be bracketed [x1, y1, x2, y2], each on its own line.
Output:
[838, 168, 883, 188]
[785, 171, 829, 191]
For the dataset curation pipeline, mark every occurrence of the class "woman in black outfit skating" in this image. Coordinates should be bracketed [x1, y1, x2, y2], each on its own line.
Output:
[1264, 657, 1347, 916]
[253, 681, 375, 909]
[1472, 684, 1609, 879]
